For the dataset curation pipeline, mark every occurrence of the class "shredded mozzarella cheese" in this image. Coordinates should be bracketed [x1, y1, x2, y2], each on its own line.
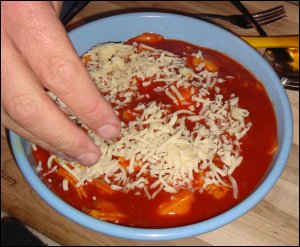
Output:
[45, 42, 252, 199]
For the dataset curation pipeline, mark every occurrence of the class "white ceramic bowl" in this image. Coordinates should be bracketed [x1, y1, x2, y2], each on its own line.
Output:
[9, 12, 293, 241]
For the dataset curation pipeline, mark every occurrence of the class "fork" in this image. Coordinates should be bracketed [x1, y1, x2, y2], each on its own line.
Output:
[231, 1, 298, 91]
[193, 5, 287, 29]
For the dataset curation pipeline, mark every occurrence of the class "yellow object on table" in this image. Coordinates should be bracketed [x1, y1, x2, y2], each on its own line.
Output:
[241, 35, 299, 48]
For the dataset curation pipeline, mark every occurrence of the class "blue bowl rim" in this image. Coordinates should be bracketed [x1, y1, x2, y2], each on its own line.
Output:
[8, 12, 293, 241]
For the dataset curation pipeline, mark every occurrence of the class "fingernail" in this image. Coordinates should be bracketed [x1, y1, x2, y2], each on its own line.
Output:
[96, 124, 119, 139]
[76, 152, 99, 166]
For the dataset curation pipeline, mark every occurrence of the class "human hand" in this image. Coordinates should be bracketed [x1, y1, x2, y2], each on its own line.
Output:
[1, 1, 121, 166]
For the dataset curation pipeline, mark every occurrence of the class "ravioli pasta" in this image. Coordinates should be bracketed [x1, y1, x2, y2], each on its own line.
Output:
[33, 33, 277, 228]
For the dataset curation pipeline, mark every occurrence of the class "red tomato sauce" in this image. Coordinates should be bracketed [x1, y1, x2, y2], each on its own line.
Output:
[33, 34, 277, 228]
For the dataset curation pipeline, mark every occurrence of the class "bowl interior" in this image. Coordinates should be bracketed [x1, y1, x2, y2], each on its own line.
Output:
[9, 12, 293, 241]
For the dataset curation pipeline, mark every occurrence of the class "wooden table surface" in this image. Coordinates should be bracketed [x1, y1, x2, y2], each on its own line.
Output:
[1, 1, 299, 246]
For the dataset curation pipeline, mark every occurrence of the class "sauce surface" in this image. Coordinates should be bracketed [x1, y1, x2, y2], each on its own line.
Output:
[33, 34, 277, 228]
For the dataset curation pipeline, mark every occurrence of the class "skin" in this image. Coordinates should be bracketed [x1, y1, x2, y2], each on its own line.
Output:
[1, 1, 121, 166]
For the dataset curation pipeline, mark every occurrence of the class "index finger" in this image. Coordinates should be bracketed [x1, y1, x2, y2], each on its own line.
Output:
[4, 1, 121, 139]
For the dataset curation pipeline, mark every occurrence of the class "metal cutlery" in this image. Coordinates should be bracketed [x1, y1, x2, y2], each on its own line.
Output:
[193, 5, 286, 29]
[231, 1, 299, 91]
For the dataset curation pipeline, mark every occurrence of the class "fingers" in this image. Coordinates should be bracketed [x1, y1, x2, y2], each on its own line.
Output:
[1, 111, 58, 154]
[3, 2, 121, 140]
[1, 34, 101, 166]
[2, 111, 77, 162]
